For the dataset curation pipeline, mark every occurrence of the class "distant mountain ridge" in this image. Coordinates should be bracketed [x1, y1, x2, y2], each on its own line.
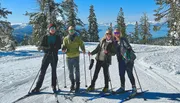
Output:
[11, 22, 168, 43]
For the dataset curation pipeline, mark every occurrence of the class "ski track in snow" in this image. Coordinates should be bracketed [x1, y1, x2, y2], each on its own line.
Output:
[0, 44, 180, 103]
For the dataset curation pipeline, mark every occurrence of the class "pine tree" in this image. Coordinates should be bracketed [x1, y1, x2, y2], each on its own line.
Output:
[117, 7, 126, 37]
[108, 23, 113, 32]
[139, 13, 152, 44]
[26, 0, 65, 45]
[133, 21, 139, 43]
[154, 0, 180, 45]
[21, 34, 29, 45]
[79, 28, 88, 42]
[61, 0, 84, 29]
[88, 5, 99, 42]
[0, 3, 16, 51]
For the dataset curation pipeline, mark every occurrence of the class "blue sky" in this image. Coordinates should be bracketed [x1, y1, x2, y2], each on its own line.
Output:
[1, 0, 157, 24]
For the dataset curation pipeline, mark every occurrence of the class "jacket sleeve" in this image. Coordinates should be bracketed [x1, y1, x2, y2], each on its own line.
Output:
[56, 35, 62, 50]
[122, 38, 132, 50]
[91, 43, 100, 55]
[39, 36, 50, 51]
[40, 36, 46, 47]
[79, 38, 85, 52]
[62, 37, 67, 51]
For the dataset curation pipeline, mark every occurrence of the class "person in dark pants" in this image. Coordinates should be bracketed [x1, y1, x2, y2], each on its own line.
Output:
[113, 28, 137, 95]
[31, 23, 61, 93]
[87, 30, 115, 93]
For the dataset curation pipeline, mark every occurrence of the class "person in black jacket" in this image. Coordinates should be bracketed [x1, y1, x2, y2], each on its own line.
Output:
[113, 28, 137, 95]
[87, 30, 116, 93]
[31, 23, 61, 93]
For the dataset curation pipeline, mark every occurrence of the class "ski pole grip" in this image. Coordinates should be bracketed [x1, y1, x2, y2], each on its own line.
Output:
[89, 59, 94, 70]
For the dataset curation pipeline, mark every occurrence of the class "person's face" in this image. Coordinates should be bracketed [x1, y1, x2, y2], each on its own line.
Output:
[106, 32, 112, 40]
[49, 27, 56, 34]
[113, 30, 120, 38]
[68, 27, 75, 35]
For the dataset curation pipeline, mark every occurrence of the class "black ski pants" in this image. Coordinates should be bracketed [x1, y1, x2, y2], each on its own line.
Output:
[118, 60, 135, 88]
[91, 60, 109, 88]
[35, 52, 58, 89]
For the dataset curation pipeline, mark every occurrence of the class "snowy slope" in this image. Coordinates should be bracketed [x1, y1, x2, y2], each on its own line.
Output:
[0, 43, 180, 103]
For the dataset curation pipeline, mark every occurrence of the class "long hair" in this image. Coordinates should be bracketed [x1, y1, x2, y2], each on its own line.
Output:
[101, 30, 114, 42]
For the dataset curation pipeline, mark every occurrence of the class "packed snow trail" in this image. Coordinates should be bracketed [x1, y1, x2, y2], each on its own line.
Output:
[0, 44, 180, 103]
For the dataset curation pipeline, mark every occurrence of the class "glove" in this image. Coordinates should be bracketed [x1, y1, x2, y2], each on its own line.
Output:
[89, 59, 94, 70]
[88, 51, 91, 56]
[82, 50, 86, 54]
[104, 50, 108, 54]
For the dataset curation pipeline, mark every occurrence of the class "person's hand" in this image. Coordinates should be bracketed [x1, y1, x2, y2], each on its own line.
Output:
[88, 51, 91, 56]
[37, 46, 41, 51]
[82, 50, 86, 54]
[104, 50, 108, 54]
[115, 36, 120, 41]
[62, 49, 66, 53]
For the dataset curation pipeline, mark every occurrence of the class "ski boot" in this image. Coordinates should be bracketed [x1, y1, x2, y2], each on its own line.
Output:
[116, 87, 125, 94]
[86, 85, 95, 92]
[102, 87, 109, 93]
[31, 87, 40, 93]
[130, 86, 137, 97]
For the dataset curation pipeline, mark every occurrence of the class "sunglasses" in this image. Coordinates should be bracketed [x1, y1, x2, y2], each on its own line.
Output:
[114, 32, 120, 35]
[49, 27, 56, 31]
[69, 29, 75, 32]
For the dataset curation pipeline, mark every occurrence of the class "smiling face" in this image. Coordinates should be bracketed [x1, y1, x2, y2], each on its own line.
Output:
[49, 26, 56, 35]
[105, 30, 112, 40]
[68, 26, 75, 35]
[113, 29, 121, 38]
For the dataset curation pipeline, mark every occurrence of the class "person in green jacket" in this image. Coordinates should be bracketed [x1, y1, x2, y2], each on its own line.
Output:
[87, 30, 116, 93]
[62, 26, 85, 92]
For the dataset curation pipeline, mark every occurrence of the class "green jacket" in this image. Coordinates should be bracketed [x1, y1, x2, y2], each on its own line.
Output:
[91, 39, 116, 65]
[62, 34, 85, 58]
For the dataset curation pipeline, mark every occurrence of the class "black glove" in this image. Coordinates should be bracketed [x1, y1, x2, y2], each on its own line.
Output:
[89, 59, 94, 70]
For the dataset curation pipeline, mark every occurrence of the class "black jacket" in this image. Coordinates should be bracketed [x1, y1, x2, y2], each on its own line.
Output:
[40, 34, 62, 54]
[91, 39, 116, 65]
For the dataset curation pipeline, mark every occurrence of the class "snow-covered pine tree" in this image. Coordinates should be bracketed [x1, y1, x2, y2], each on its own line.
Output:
[117, 7, 127, 37]
[79, 28, 88, 42]
[139, 13, 152, 44]
[21, 34, 29, 45]
[88, 5, 99, 42]
[108, 23, 113, 33]
[154, 0, 180, 45]
[61, 0, 84, 36]
[133, 21, 140, 43]
[26, 0, 65, 46]
[0, 3, 16, 51]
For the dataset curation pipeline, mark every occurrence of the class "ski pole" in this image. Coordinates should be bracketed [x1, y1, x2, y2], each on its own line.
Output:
[28, 69, 41, 94]
[88, 55, 92, 81]
[63, 53, 67, 88]
[133, 65, 146, 100]
[107, 67, 113, 92]
[51, 52, 60, 91]
[28, 51, 50, 94]
[133, 65, 143, 92]
[83, 53, 88, 87]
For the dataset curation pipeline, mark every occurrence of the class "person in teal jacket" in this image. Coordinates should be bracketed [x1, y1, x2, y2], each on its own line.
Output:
[62, 26, 85, 92]
[31, 23, 61, 93]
